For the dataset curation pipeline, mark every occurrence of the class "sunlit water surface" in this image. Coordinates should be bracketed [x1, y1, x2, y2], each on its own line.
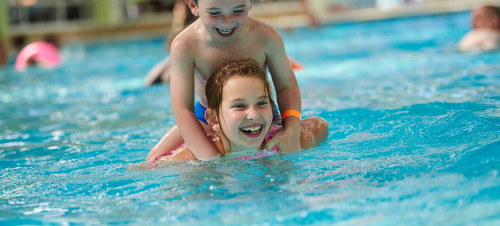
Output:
[1, 12, 499, 225]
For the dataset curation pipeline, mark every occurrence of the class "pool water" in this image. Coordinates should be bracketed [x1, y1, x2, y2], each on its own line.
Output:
[1, 12, 499, 224]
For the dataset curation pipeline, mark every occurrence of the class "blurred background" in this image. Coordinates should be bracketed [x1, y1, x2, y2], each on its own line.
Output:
[0, 0, 499, 66]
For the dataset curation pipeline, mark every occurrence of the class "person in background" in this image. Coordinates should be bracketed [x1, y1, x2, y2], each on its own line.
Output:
[144, 0, 197, 86]
[0, 39, 7, 66]
[459, 5, 500, 52]
[301, 0, 320, 27]
[166, 0, 198, 51]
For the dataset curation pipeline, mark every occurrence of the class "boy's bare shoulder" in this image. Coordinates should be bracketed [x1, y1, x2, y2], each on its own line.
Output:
[247, 17, 283, 42]
[171, 21, 202, 52]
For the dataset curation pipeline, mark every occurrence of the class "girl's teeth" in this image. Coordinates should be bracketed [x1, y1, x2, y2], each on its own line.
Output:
[242, 126, 261, 134]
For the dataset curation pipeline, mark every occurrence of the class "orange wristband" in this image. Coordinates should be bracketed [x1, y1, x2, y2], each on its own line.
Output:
[282, 109, 301, 119]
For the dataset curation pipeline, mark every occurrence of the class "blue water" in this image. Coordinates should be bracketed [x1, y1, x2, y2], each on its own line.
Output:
[1, 12, 500, 224]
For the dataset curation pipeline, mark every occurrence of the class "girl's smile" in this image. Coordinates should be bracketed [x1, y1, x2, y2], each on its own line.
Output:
[240, 123, 265, 138]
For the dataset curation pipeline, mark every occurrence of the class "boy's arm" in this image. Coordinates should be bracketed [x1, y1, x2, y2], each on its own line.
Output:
[169, 39, 220, 160]
[265, 29, 302, 153]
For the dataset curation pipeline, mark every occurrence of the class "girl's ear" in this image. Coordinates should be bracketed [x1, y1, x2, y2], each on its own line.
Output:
[185, 0, 199, 17]
[249, 0, 253, 10]
[205, 109, 220, 132]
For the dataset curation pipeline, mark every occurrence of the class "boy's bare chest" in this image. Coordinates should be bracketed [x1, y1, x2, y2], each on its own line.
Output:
[202, 43, 264, 59]
[195, 44, 266, 76]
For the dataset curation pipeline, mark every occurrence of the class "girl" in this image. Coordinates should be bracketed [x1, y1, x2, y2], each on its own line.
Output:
[149, 59, 328, 167]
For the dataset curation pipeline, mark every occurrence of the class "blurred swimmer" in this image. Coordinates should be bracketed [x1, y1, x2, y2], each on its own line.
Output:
[459, 5, 500, 51]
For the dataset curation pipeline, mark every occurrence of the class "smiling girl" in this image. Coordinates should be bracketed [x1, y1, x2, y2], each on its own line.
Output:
[149, 59, 328, 166]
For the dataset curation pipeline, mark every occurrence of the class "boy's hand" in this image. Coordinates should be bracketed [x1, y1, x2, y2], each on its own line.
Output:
[265, 120, 301, 153]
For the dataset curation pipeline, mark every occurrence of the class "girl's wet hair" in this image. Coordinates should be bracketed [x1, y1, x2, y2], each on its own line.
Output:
[206, 59, 272, 115]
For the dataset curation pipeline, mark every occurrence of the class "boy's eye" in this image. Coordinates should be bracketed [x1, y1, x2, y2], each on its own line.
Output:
[233, 10, 244, 14]
[208, 12, 220, 16]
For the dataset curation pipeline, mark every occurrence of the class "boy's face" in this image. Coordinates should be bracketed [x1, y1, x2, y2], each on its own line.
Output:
[195, 0, 252, 42]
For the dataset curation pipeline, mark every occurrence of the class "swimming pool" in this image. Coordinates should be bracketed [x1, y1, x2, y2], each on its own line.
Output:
[1, 11, 499, 224]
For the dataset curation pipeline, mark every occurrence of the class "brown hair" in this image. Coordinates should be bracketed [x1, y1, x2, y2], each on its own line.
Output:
[206, 59, 272, 117]
[481, 5, 500, 17]
[479, 5, 500, 28]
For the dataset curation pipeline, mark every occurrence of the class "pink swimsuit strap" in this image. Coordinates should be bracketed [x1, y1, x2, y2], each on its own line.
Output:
[234, 123, 280, 161]
[265, 123, 281, 153]
[148, 143, 186, 168]
[149, 124, 281, 168]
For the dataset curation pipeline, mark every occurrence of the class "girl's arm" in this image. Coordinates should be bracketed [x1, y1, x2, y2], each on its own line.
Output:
[169, 38, 220, 160]
[153, 134, 224, 165]
[264, 28, 302, 153]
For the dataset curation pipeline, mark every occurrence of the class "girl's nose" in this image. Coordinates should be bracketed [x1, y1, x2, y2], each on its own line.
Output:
[247, 107, 259, 120]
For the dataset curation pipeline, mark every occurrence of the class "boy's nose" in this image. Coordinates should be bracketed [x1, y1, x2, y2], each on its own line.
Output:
[220, 15, 234, 26]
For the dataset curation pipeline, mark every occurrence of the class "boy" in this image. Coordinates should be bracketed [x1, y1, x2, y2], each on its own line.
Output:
[144, 0, 197, 86]
[147, 0, 302, 161]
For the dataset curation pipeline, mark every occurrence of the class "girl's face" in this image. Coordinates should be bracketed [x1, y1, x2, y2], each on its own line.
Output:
[195, 0, 252, 42]
[218, 76, 273, 151]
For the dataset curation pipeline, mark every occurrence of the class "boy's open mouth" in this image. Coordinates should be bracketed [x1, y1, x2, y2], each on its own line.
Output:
[216, 27, 236, 37]
[240, 124, 263, 138]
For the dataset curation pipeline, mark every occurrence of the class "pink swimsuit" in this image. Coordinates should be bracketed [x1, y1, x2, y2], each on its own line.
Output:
[232, 123, 280, 161]
[149, 124, 281, 168]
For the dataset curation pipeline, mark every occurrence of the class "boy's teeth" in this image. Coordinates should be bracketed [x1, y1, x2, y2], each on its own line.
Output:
[219, 28, 232, 34]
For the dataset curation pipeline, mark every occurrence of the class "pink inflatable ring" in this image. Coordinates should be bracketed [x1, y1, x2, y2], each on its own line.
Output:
[15, 41, 61, 71]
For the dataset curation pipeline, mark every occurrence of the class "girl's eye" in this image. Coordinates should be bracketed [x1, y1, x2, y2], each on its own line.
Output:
[257, 101, 269, 107]
[233, 10, 244, 15]
[232, 104, 245, 109]
[208, 12, 220, 16]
